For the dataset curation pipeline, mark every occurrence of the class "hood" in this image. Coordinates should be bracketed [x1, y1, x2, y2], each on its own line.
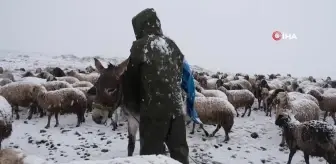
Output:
[132, 8, 163, 40]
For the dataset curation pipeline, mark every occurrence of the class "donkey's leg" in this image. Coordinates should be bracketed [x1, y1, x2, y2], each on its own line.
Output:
[127, 115, 139, 156]
[111, 107, 120, 131]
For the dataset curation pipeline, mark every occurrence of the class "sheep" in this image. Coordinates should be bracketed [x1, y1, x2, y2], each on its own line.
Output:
[184, 97, 235, 141]
[71, 81, 93, 88]
[308, 89, 336, 124]
[50, 67, 65, 77]
[47, 76, 80, 84]
[36, 71, 54, 79]
[0, 82, 45, 120]
[0, 73, 14, 82]
[218, 86, 255, 117]
[195, 91, 205, 97]
[222, 79, 252, 91]
[36, 87, 87, 128]
[74, 87, 94, 113]
[85, 66, 96, 73]
[0, 78, 13, 86]
[0, 67, 3, 74]
[195, 85, 228, 100]
[35, 68, 42, 74]
[261, 87, 272, 116]
[0, 148, 25, 164]
[275, 112, 336, 164]
[42, 81, 72, 91]
[0, 96, 13, 149]
[66, 70, 99, 84]
[274, 91, 320, 147]
[22, 71, 35, 78]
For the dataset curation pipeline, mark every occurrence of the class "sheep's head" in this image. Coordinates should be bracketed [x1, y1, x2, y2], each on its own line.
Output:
[244, 75, 249, 80]
[195, 85, 203, 93]
[32, 85, 47, 99]
[326, 76, 331, 81]
[215, 79, 223, 88]
[211, 74, 219, 79]
[199, 77, 207, 88]
[46, 75, 56, 82]
[221, 73, 228, 79]
[274, 91, 289, 106]
[233, 76, 239, 80]
[275, 112, 290, 127]
[307, 90, 323, 101]
[66, 70, 77, 77]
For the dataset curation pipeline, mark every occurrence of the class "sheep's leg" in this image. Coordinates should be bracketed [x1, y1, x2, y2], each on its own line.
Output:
[209, 125, 221, 137]
[12, 105, 19, 120]
[331, 112, 336, 125]
[258, 99, 261, 110]
[45, 112, 53, 129]
[241, 107, 248, 117]
[303, 153, 310, 164]
[235, 108, 240, 117]
[27, 104, 37, 120]
[199, 124, 209, 137]
[247, 106, 252, 117]
[76, 112, 81, 127]
[54, 112, 59, 127]
[127, 116, 139, 156]
[38, 106, 44, 118]
[190, 122, 196, 134]
[279, 129, 286, 147]
[323, 111, 328, 121]
[268, 106, 272, 117]
[287, 149, 297, 164]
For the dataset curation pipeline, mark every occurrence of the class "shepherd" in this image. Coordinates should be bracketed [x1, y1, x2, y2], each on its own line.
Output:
[123, 8, 201, 164]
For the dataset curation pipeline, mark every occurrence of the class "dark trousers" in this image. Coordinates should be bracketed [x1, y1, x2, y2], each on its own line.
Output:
[139, 114, 189, 164]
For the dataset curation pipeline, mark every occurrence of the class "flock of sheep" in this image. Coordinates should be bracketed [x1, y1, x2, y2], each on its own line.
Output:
[0, 61, 336, 163]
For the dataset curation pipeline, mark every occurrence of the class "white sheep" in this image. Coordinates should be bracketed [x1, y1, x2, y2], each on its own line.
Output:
[274, 91, 320, 147]
[42, 81, 72, 91]
[222, 79, 252, 91]
[0, 82, 45, 120]
[184, 97, 235, 141]
[71, 81, 93, 88]
[74, 87, 95, 113]
[0, 78, 13, 86]
[67, 70, 99, 84]
[275, 112, 336, 164]
[195, 85, 228, 100]
[218, 86, 255, 117]
[47, 76, 80, 84]
[36, 87, 87, 128]
[0, 96, 13, 149]
[308, 89, 336, 124]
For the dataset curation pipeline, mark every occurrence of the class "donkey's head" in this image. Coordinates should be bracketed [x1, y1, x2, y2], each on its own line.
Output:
[87, 58, 129, 124]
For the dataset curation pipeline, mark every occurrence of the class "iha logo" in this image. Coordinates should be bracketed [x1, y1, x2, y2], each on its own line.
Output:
[272, 31, 298, 41]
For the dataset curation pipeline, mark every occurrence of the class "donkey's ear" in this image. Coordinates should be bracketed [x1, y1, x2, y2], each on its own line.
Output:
[94, 58, 105, 73]
[115, 58, 130, 78]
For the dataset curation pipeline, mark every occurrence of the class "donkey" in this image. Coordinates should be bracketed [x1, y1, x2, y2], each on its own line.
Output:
[87, 58, 144, 156]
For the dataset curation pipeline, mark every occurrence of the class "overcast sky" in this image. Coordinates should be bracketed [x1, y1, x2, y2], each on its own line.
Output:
[0, 0, 335, 78]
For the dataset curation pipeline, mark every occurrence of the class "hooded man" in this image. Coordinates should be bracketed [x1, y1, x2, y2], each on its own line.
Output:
[122, 8, 189, 164]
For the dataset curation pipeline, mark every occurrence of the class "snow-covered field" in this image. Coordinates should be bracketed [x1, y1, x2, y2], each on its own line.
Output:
[0, 53, 332, 164]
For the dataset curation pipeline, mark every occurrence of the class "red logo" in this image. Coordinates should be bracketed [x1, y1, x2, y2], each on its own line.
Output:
[272, 31, 282, 41]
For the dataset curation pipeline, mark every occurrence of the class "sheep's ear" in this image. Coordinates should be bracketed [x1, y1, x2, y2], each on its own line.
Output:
[94, 58, 105, 73]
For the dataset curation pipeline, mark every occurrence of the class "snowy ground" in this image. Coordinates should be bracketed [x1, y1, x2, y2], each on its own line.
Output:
[0, 53, 332, 164]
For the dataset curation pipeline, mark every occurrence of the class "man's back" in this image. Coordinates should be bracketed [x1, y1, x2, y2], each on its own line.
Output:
[136, 35, 184, 117]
